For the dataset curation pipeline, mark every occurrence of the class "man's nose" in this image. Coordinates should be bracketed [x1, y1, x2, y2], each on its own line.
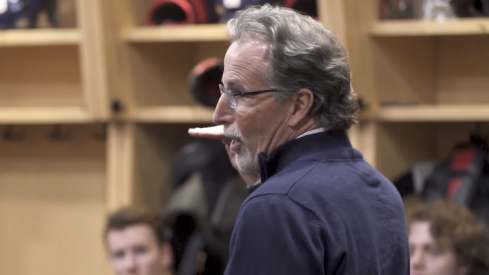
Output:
[122, 254, 137, 272]
[213, 93, 234, 125]
[410, 250, 425, 269]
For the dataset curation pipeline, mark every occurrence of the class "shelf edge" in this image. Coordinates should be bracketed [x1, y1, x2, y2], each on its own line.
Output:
[371, 19, 489, 36]
[122, 24, 229, 42]
[374, 105, 489, 122]
[0, 106, 92, 124]
[0, 29, 81, 47]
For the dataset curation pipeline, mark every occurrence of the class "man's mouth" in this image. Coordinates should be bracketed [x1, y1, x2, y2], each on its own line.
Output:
[223, 136, 242, 153]
[229, 139, 242, 152]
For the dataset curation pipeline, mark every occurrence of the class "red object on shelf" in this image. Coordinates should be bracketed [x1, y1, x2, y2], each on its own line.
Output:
[146, 0, 208, 25]
[188, 57, 223, 107]
[284, 0, 318, 19]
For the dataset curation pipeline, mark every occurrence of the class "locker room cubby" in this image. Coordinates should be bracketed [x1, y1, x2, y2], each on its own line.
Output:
[0, 0, 109, 123]
[374, 122, 489, 180]
[372, 35, 489, 106]
[342, 0, 489, 180]
[127, 42, 229, 107]
[0, 124, 108, 275]
[0, 45, 82, 108]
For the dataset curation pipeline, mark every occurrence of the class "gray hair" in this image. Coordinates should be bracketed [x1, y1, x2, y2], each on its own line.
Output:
[226, 4, 358, 131]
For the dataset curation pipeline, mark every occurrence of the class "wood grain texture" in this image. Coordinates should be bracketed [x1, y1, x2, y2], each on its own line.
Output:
[0, 46, 83, 108]
[123, 25, 229, 42]
[373, 37, 436, 105]
[371, 18, 489, 36]
[341, 0, 379, 110]
[77, 0, 110, 119]
[127, 41, 228, 108]
[0, 125, 108, 275]
[107, 123, 136, 211]
[436, 36, 489, 104]
[0, 29, 80, 47]
[375, 105, 489, 122]
[0, 106, 90, 124]
[376, 122, 436, 180]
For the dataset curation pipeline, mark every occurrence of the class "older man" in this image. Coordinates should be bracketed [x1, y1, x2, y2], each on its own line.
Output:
[189, 4, 409, 275]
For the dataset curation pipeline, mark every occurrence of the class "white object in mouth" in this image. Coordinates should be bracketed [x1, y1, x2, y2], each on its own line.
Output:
[223, 0, 241, 9]
[0, 0, 8, 15]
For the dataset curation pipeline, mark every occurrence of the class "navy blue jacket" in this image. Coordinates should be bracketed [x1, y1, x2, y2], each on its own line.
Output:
[224, 131, 410, 275]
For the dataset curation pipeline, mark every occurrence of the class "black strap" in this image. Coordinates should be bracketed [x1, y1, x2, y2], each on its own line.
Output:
[178, 231, 205, 275]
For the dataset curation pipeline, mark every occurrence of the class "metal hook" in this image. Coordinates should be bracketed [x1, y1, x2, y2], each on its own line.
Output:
[92, 123, 107, 141]
[48, 124, 70, 141]
[2, 125, 23, 141]
[111, 99, 124, 114]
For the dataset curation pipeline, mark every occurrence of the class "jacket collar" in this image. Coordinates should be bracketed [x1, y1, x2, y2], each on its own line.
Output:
[257, 130, 353, 183]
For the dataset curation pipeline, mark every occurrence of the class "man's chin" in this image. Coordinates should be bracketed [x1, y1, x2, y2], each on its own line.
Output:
[235, 155, 259, 174]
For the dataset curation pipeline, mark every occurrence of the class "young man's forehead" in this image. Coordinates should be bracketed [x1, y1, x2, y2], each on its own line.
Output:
[107, 224, 158, 243]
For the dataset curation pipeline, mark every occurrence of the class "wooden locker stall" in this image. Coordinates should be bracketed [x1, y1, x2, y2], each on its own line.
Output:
[0, 124, 108, 275]
[0, 0, 111, 274]
[341, 0, 489, 180]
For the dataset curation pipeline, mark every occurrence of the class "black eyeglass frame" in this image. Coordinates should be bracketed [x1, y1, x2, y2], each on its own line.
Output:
[219, 84, 278, 108]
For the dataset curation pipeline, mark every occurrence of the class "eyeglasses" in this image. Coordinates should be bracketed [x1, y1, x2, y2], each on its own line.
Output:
[219, 84, 278, 109]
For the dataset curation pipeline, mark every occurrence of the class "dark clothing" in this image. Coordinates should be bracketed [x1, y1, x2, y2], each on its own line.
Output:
[224, 131, 410, 275]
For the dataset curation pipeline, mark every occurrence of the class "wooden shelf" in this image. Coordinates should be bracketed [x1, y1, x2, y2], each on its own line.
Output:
[133, 105, 489, 123]
[122, 24, 229, 42]
[374, 105, 489, 122]
[0, 29, 80, 47]
[133, 106, 215, 123]
[371, 19, 489, 36]
[0, 107, 91, 124]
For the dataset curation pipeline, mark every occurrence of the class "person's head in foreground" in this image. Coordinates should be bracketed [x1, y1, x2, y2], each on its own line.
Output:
[214, 4, 358, 179]
[407, 199, 489, 275]
[104, 206, 173, 275]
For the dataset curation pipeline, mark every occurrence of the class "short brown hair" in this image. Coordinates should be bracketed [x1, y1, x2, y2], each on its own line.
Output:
[407, 200, 489, 275]
[104, 206, 169, 245]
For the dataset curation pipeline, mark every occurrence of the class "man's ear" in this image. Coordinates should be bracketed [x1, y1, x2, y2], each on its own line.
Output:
[288, 88, 315, 128]
[160, 243, 173, 269]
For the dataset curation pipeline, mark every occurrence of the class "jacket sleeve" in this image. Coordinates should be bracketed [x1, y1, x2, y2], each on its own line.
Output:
[224, 194, 325, 275]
